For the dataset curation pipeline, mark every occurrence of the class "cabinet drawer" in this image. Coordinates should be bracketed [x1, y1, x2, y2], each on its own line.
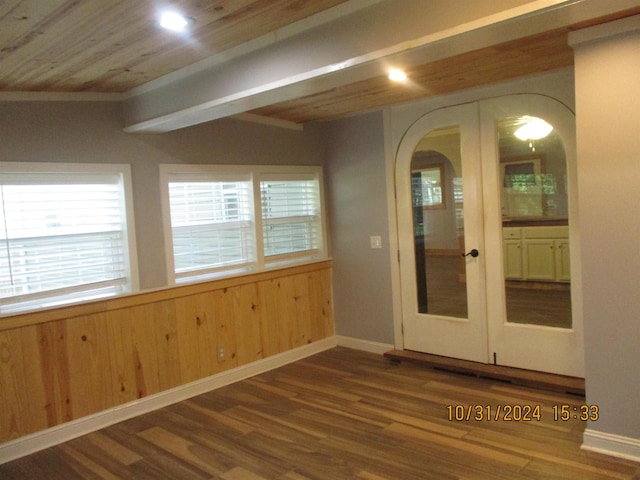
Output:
[522, 226, 568, 239]
[503, 227, 521, 240]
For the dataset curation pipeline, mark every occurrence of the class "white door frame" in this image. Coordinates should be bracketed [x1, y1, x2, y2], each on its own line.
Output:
[388, 93, 584, 377]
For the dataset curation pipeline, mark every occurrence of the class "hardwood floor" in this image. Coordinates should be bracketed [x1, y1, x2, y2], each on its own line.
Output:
[2, 347, 639, 479]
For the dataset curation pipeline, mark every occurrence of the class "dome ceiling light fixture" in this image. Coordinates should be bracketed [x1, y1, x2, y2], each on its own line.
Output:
[513, 116, 554, 152]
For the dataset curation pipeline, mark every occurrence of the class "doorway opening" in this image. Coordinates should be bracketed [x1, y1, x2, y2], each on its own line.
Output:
[396, 95, 583, 377]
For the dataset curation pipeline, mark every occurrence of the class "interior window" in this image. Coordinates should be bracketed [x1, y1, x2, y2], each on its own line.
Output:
[168, 175, 255, 281]
[261, 174, 323, 265]
[0, 163, 138, 314]
[161, 165, 326, 284]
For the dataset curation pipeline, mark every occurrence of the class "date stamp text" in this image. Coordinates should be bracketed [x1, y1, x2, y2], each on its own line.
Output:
[446, 404, 599, 422]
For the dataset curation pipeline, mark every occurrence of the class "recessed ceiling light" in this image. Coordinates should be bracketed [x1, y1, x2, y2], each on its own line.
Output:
[159, 11, 193, 32]
[388, 68, 407, 82]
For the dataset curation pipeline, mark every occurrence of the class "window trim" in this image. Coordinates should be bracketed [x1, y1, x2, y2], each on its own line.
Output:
[412, 164, 445, 210]
[160, 164, 327, 285]
[0, 162, 139, 314]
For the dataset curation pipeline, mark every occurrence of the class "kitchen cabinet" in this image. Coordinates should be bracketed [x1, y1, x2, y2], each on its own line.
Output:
[503, 228, 523, 279]
[555, 238, 571, 282]
[503, 225, 569, 282]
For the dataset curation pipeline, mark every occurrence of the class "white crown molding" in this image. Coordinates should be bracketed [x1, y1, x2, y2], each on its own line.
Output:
[0, 336, 338, 465]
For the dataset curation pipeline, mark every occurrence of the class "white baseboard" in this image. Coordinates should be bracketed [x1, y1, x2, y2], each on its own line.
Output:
[582, 428, 640, 462]
[0, 336, 338, 465]
[336, 335, 394, 355]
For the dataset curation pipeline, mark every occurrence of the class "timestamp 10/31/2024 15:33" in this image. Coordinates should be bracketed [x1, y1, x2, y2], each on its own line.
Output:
[446, 404, 600, 422]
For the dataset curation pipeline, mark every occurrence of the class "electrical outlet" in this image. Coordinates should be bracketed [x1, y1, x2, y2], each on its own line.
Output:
[217, 346, 226, 362]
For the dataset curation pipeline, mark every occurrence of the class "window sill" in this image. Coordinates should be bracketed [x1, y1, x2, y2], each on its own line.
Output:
[0, 258, 333, 331]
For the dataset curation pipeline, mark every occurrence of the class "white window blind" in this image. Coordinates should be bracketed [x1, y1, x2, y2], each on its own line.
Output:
[162, 166, 326, 284]
[0, 167, 135, 313]
[167, 176, 255, 281]
[260, 175, 322, 262]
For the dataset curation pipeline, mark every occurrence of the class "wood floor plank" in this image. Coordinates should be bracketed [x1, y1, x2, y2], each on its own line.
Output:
[316, 434, 460, 480]
[521, 458, 636, 480]
[385, 421, 531, 470]
[57, 443, 124, 480]
[189, 427, 291, 479]
[354, 402, 469, 439]
[464, 428, 635, 479]
[1, 347, 639, 479]
[222, 466, 270, 480]
[240, 430, 361, 480]
[179, 399, 256, 436]
[287, 395, 390, 429]
[278, 472, 314, 480]
[137, 426, 224, 477]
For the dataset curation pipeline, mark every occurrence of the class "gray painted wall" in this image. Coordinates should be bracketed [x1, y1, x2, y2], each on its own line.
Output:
[572, 22, 640, 441]
[318, 112, 395, 345]
[0, 101, 325, 291]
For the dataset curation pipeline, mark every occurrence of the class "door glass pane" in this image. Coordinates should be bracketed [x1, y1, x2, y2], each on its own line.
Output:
[411, 126, 467, 318]
[498, 116, 572, 328]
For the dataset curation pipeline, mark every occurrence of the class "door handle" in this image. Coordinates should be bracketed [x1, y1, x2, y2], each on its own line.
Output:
[462, 249, 479, 258]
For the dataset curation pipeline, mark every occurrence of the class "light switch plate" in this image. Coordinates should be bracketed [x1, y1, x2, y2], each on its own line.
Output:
[370, 235, 382, 249]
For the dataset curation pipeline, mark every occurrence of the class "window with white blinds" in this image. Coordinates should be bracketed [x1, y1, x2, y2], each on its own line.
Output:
[0, 163, 138, 314]
[168, 176, 255, 280]
[161, 165, 326, 284]
[261, 174, 322, 264]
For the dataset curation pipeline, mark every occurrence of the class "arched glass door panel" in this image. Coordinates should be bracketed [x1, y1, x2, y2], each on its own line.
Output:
[397, 103, 487, 364]
[411, 127, 467, 318]
[481, 94, 583, 377]
[497, 116, 572, 328]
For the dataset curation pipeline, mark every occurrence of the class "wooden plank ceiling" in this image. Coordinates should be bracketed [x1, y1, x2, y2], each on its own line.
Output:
[1, 1, 639, 125]
[0, 0, 349, 93]
[250, 6, 640, 123]
[251, 29, 576, 123]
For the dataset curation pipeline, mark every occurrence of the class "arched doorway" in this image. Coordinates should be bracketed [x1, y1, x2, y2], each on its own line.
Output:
[396, 95, 583, 377]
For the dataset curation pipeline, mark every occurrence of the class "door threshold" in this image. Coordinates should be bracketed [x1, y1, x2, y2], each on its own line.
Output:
[384, 349, 585, 396]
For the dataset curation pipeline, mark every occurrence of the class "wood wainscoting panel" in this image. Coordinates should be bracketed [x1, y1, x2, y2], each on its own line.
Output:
[148, 299, 182, 392]
[0, 326, 48, 441]
[0, 261, 334, 444]
[230, 284, 263, 366]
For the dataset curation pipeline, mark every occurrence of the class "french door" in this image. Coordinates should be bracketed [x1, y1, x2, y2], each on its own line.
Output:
[397, 95, 584, 377]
